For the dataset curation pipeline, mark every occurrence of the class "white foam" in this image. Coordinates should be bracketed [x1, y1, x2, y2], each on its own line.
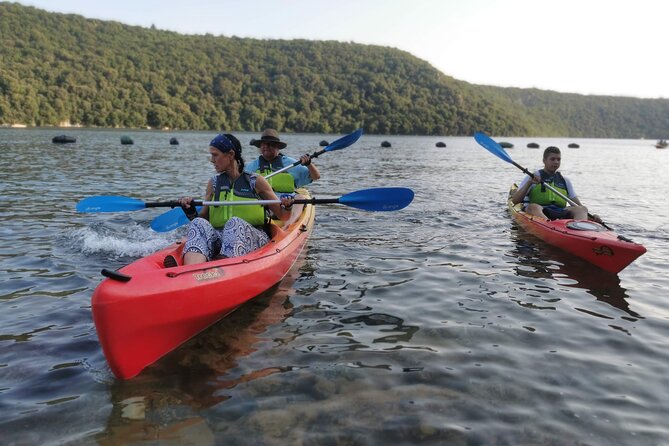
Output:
[70, 224, 180, 259]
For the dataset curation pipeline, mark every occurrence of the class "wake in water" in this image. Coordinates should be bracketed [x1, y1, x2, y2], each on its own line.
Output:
[65, 221, 182, 260]
[639, 223, 669, 242]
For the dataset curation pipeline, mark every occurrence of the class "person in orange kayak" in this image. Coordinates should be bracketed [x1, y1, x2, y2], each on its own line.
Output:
[246, 128, 320, 193]
[511, 146, 596, 221]
[178, 133, 295, 265]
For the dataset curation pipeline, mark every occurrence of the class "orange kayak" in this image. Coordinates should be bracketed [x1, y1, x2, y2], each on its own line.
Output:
[92, 199, 315, 379]
[508, 186, 645, 274]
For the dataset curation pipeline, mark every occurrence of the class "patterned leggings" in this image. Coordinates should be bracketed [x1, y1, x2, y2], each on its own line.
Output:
[184, 217, 270, 260]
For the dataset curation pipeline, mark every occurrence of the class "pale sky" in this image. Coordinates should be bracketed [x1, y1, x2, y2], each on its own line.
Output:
[15, 0, 669, 98]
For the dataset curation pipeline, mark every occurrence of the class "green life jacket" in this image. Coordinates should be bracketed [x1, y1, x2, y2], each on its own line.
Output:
[209, 172, 266, 229]
[257, 156, 295, 193]
[528, 170, 569, 208]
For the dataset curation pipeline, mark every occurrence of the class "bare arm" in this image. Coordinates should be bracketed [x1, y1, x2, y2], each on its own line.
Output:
[200, 179, 213, 219]
[300, 154, 321, 181]
[254, 175, 293, 221]
[511, 175, 540, 204]
[178, 179, 212, 220]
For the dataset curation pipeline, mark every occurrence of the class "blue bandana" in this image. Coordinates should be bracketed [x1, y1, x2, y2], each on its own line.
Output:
[210, 134, 237, 153]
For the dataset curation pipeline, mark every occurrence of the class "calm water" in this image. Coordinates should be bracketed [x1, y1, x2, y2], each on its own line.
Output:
[1, 128, 668, 445]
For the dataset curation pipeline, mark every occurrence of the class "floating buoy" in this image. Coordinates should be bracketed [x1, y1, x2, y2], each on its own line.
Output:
[52, 135, 76, 143]
[527, 142, 539, 149]
[169, 137, 179, 145]
[121, 136, 134, 145]
[381, 141, 391, 148]
[568, 143, 580, 148]
[435, 142, 446, 148]
[499, 141, 513, 148]
[319, 140, 329, 147]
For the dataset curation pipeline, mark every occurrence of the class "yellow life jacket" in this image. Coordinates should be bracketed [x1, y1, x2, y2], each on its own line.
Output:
[528, 170, 569, 208]
[209, 173, 266, 228]
[257, 156, 296, 193]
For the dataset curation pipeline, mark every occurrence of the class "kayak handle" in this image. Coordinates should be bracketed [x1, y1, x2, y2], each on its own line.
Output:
[101, 268, 132, 282]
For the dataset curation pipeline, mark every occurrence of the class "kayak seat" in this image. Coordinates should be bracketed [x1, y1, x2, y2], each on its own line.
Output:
[270, 217, 285, 229]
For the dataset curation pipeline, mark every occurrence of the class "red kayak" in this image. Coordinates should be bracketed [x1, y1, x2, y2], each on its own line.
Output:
[508, 185, 645, 274]
[92, 200, 315, 380]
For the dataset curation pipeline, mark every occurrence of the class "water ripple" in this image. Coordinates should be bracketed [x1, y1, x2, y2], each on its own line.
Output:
[1, 130, 668, 445]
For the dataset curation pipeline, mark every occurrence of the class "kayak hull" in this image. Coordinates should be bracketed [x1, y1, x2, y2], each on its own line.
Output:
[92, 199, 315, 379]
[508, 186, 645, 274]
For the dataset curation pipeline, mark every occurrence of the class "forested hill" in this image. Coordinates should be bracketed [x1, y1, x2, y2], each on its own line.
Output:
[1, 3, 667, 137]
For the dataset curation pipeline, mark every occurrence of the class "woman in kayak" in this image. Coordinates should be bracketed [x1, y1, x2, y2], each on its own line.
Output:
[178, 133, 295, 265]
[511, 146, 597, 221]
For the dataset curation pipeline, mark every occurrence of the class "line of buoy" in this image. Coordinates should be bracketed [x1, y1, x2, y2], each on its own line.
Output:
[50, 136, 182, 145]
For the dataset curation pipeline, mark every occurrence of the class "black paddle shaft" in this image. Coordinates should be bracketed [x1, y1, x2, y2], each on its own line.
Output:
[144, 201, 183, 208]
[513, 161, 535, 178]
[294, 197, 339, 205]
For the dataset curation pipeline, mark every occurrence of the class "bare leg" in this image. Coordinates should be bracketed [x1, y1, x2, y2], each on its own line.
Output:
[524, 203, 547, 218]
[183, 251, 207, 265]
[567, 205, 588, 220]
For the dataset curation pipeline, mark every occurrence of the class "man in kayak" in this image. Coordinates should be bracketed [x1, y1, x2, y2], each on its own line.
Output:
[511, 146, 593, 221]
[246, 128, 320, 193]
[178, 133, 295, 265]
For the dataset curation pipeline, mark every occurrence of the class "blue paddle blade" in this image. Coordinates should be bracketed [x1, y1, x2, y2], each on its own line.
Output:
[324, 128, 363, 152]
[474, 132, 513, 164]
[339, 187, 414, 211]
[76, 195, 147, 212]
[150, 206, 202, 232]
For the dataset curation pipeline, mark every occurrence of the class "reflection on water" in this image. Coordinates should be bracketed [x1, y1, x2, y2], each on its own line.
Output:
[95, 259, 303, 444]
[95, 254, 435, 444]
[340, 313, 419, 345]
[508, 224, 641, 320]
